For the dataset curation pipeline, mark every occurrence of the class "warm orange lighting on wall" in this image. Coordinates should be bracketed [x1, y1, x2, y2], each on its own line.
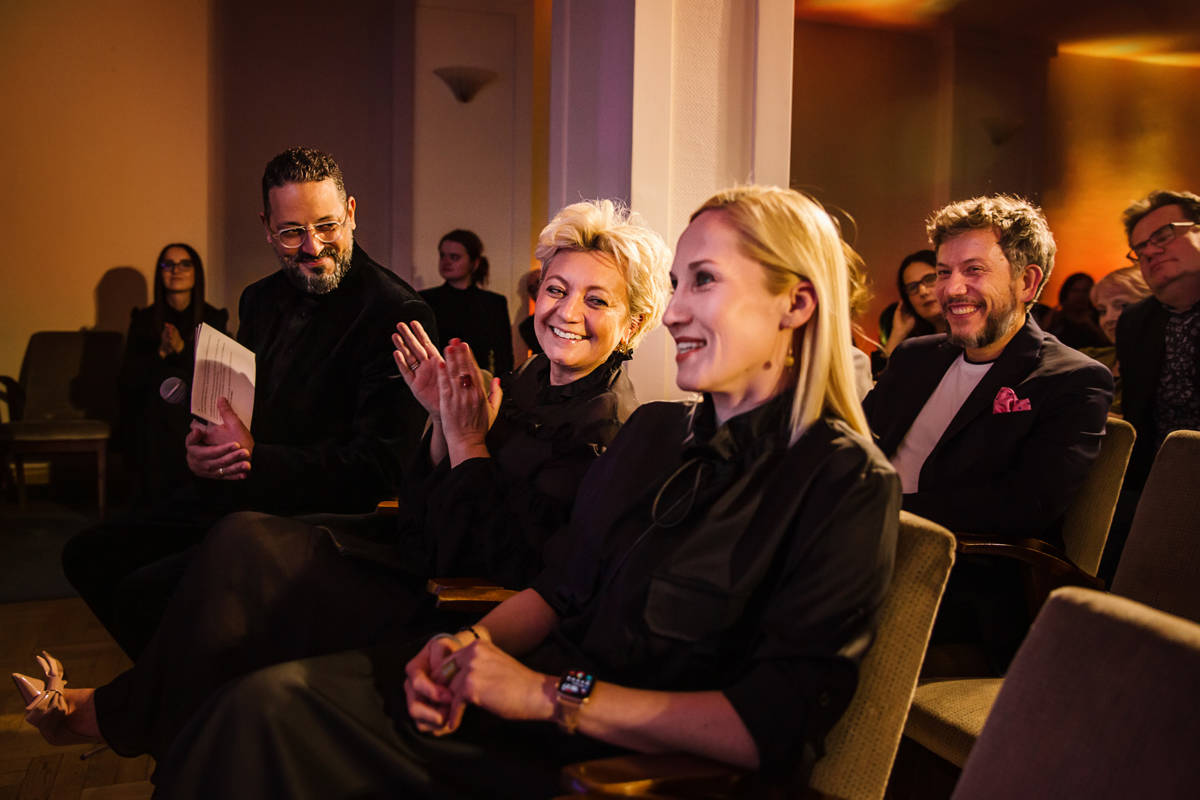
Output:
[794, 0, 958, 29]
[1060, 37, 1200, 69]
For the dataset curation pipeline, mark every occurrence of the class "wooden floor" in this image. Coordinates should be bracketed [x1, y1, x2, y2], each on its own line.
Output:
[0, 598, 153, 800]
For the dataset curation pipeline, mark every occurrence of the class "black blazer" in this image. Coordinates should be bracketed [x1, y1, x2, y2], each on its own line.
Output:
[1115, 296, 1170, 489]
[864, 316, 1113, 542]
[227, 243, 437, 515]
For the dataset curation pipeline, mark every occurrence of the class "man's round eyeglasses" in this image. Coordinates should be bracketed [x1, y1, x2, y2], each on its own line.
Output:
[904, 274, 936, 295]
[159, 259, 195, 271]
[1127, 221, 1197, 263]
[271, 214, 348, 249]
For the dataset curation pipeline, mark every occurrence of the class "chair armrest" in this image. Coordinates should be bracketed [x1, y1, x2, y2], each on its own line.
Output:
[561, 753, 750, 798]
[954, 535, 1104, 589]
[955, 533, 1104, 621]
[426, 577, 516, 611]
[375, 498, 399, 515]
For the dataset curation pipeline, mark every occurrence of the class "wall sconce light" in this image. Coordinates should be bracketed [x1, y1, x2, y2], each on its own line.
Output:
[433, 66, 498, 103]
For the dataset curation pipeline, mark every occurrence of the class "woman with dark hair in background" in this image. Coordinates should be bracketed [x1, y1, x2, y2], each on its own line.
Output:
[872, 249, 946, 376]
[421, 229, 514, 376]
[118, 243, 228, 504]
[1044, 271, 1108, 350]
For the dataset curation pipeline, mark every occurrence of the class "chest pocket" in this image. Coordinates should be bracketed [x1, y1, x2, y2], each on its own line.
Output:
[644, 574, 746, 643]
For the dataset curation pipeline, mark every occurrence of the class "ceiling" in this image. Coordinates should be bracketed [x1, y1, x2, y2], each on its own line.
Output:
[795, 0, 1200, 66]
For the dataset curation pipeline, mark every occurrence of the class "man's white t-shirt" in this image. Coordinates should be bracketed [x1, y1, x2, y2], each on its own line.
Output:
[892, 354, 993, 494]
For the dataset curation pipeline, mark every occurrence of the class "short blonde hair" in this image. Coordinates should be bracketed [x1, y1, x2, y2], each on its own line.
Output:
[690, 186, 869, 442]
[534, 200, 672, 351]
[1091, 266, 1151, 306]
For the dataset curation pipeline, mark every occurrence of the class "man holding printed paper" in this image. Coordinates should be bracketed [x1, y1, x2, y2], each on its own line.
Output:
[63, 147, 435, 657]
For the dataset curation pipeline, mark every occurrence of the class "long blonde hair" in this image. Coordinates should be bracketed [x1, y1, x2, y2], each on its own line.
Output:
[690, 186, 869, 442]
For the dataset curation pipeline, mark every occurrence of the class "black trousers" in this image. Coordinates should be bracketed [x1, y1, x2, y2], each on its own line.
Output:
[62, 508, 217, 658]
[91, 512, 430, 761]
[152, 647, 620, 800]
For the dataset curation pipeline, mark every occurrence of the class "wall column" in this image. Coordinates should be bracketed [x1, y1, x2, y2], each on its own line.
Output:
[549, 0, 794, 401]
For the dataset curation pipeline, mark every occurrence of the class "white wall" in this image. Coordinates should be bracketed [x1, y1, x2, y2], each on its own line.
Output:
[410, 0, 536, 316]
[549, 0, 793, 403]
[0, 0, 212, 397]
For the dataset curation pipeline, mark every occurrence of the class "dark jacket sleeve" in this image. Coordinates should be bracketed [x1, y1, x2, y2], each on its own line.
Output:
[722, 451, 899, 776]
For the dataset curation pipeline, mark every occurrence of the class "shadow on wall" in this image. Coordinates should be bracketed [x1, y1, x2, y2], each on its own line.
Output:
[95, 267, 148, 334]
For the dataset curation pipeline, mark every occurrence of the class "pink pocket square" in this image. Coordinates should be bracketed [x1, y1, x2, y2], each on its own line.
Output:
[993, 386, 1032, 414]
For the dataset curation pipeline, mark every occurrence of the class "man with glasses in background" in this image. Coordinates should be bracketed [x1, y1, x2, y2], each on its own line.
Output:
[1099, 190, 1200, 579]
[64, 147, 436, 657]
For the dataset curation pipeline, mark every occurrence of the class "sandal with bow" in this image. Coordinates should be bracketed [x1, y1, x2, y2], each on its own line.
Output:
[11, 651, 103, 750]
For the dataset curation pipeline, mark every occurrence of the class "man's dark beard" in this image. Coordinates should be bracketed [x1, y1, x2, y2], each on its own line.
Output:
[946, 285, 1023, 352]
[278, 240, 353, 295]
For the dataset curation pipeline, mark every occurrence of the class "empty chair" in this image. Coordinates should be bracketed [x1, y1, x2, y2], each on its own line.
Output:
[1110, 429, 1200, 623]
[952, 586, 1200, 800]
[0, 331, 121, 516]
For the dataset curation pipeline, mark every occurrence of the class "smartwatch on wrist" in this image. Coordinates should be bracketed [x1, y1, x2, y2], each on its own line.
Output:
[554, 670, 595, 734]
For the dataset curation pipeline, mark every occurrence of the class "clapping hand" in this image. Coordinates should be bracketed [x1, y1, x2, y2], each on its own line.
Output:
[437, 340, 502, 467]
[392, 320, 444, 419]
[158, 323, 185, 358]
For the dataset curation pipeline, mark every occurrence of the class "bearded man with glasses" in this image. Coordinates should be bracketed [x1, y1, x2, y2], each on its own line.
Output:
[62, 147, 436, 658]
[1097, 190, 1200, 580]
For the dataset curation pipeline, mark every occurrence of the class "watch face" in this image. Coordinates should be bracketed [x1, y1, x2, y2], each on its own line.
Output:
[558, 670, 595, 700]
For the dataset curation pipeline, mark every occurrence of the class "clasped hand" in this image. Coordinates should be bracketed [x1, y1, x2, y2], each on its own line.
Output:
[185, 397, 253, 480]
[404, 632, 550, 737]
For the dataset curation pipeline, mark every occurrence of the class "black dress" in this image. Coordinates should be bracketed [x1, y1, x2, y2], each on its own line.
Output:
[90, 352, 638, 762]
[152, 395, 900, 798]
[117, 302, 228, 503]
[393, 351, 638, 587]
[421, 283, 514, 376]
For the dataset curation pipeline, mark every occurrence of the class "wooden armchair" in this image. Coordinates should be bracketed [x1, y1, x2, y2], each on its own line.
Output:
[952, 416, 1135, 613]
[558, 512, 957, 800]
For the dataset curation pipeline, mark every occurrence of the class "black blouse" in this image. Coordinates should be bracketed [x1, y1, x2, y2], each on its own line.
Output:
[528, 395, 899, 782]
[398, 351, 638, 587]
[117, 302, 229, 498]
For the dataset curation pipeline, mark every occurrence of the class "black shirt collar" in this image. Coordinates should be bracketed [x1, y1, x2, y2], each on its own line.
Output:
[685, 392, 793, 463]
